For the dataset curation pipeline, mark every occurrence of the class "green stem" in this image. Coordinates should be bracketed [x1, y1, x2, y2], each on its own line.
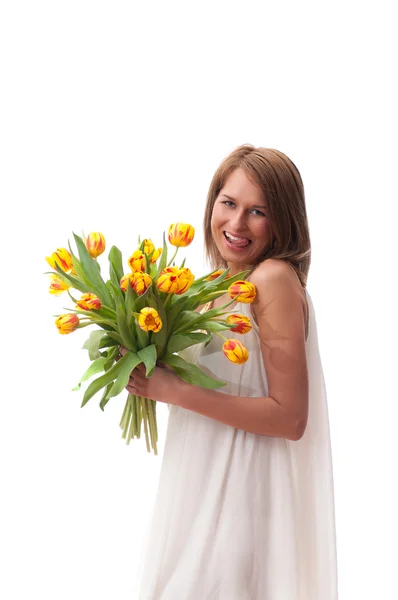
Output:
[146, 398, 158, 455]
[167, 246, 179, 267]
[140, 396, 151, 453]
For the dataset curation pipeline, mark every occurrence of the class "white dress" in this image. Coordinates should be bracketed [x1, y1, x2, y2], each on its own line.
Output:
[137, 289, 338, 599]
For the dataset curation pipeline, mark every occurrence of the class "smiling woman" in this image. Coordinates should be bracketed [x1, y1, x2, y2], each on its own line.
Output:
[136, 144, 338, 600]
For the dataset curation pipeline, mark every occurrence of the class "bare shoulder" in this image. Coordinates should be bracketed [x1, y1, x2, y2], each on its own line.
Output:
[249, 259, 307, 328]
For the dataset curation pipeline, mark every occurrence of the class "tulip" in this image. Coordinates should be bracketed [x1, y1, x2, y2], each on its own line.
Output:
[76, 293, 102, 310]
[130, 271, 152, 296]
[150, 247, 162, 263]
[226, 313, 252, 335]
[157, 266, 194, 295]
[86, 232, 106, 258]
[228, 280, 256, 304]
[205, 269, 228, 281]
[222, 339, 249, 364]
[49, 274, 70, 295]
[138, 307, 162, 332]
[46, 248, 74, 272]
[168, 223, 195, 247]
[176, 267, 194, 294]
[55, 313, 80, 335]
[120, 274, 131, 292]
[128, 250, 146, 272]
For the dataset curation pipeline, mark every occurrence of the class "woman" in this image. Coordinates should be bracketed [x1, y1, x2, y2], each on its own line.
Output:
[129, 144, 338, 599]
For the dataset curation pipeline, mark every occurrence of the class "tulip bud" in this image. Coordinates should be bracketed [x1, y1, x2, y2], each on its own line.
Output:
[128, 250, 146, 272]
[157, 267, 181, 294]
[46, 248, 74, 272]
[86, 232, 106, 258]
[76, 293, 102, 310]
[130, 271, 152, 296]
[168, 223, 195, 247]
[176, 267, 194, 294]
[55, 313, 80, 335]
[222, 339, 249, 364]
[150, 248, 162, 264]
[137, 307, 162, 332]
[49, 274, 70, 295]
[228, 280, 256, 304]
[120, 274, 131, 292]
[226, 313, 252, 335]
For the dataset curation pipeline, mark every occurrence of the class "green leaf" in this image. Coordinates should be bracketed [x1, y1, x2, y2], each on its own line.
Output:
[82, 351, 140, 407]
[99, 382, 114, 411]
[165, 332, 211, 354]
[73, 233, 114, 308]
[53, 265, 92, 295]
[162, 354, 226, 389]
[155, 231, 168, 279]
[82, 329, 109, 360]
[105, 351, 142, 399]
[115, 295, 136, 350]
[137, 344, 158, 377]
[73, 356, 108, 390]
[108, 245, 124, 283]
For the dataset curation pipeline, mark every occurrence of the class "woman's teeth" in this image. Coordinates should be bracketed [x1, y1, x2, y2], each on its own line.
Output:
[224, 232, 250, 248]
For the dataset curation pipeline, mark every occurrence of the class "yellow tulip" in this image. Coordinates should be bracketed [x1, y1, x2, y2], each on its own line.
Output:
[228, 280, 256, 304]
[205, 269, 228, 281]
[138, 307, 162, 332]
[157, 267, 194, 295]
[120, 274, 131, 292]
[86, 232, 106, 258]
[128, 250, 146, 272]
[55, 313, 80, 335]
[48, 274, 70, 295]
[46, 248, 73, 272]
[130, 271, 152, 296]
[76, 293, 102, 310]
[226, 313, 252, 335]
[150, 247, 162, 263]
[168, 223, 195, 247]
[222, 339, 249, 364]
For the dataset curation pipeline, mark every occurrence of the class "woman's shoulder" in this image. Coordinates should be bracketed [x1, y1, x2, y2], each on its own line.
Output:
[250, 258, 299, 288]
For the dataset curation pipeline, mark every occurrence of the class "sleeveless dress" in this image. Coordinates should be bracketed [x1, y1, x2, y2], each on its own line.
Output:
[137, 289, 338, 600]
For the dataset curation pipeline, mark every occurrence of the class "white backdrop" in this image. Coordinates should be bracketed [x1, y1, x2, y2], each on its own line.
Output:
[1, 1, 397, 598]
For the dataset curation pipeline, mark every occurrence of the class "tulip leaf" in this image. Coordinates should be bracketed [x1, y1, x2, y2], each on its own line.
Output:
[74, 356, 108, 390]
[99, 382, 114, 411]
[194, 320, 231, 333]
[161, 354, 226, 389]
[53, 265, 92, 295]
[82, 329, 109, 360]
[105, 330, 125, 345]
[105, 351, 142, 399]
[108, 245, 124, 284]
[155, 231, 168, 279]
[82, 351, 140, 407]
[165, 332, 212, 354]
[115, 296, 136, 351]
[67, 242, 92, 287]
[98, 335, 119, 349]
[73, 233, 114, 309]
[137, 344, 158, 377]
[150, 285, 168, 353]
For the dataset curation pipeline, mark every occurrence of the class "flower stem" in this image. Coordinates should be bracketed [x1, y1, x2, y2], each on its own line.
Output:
[167, 247, 179, 267]
[140, 396, 151, 453]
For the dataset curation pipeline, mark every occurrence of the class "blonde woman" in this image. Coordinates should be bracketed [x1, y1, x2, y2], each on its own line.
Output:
[128, 144, 338, 599]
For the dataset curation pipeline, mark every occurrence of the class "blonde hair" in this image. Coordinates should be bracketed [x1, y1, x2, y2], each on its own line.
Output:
[203, 144, 311, 287]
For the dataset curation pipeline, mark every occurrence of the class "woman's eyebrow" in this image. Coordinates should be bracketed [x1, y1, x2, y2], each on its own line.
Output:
[220, 194, 267, 209]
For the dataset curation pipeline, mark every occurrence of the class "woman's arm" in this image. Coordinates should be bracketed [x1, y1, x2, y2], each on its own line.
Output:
[128, 260, 309, 441]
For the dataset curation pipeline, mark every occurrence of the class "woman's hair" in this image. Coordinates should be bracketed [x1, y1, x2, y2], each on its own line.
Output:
[203, 144, 311, 287]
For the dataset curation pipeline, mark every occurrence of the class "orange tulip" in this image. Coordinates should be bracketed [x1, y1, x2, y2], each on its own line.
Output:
[168, 223, 195, 247]
[86, 232, 106, 258]
[76, 293, 102, 310]
[120, 274, 131, 292]
[130, 271, 152, 295]
[48, 274, 70, 295]
[46, 248, 74, 272]
[228, 280, 256, 304]
[55, 313, 80, 335]
[226, 313, 252, 335]
[128, 250, 146, 272]
[222, 339, 249, 364]
[150, 247, 162, 263]
[138, 307, 162, 332]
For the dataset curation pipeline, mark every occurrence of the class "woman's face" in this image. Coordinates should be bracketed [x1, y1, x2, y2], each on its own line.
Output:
[210, 167, 271, 276]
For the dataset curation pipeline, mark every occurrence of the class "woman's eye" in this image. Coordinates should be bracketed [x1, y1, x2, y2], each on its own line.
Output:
[222, 200, 234, 207]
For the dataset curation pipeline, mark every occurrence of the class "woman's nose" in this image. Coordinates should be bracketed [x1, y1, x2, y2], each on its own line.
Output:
[230, 210, 247, 231]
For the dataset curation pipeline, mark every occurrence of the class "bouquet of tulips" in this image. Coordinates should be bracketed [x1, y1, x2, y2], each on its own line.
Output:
[46, 223, 256, 455]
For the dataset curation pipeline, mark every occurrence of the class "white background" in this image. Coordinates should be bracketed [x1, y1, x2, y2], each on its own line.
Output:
[1, 1, 397, 598]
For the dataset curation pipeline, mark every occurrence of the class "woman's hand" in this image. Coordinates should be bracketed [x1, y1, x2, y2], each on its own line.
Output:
[119, 346, 186, 405]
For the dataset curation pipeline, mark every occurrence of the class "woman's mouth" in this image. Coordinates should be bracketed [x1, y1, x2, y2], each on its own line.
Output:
[223, 231, 251, 249]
